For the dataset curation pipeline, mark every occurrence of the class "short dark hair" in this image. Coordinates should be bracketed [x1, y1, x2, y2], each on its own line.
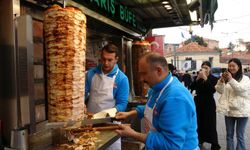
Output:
[142, 52, 168, 71]
[201, 61, 211, 68]
[101, 43, 118, 57]
[168, 64, 175, 73]
[228, 58, 243, 81]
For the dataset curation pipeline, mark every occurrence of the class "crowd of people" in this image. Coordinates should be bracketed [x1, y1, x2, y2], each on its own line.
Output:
[168, 59, 250, 150]
[85, 42, 250, 150]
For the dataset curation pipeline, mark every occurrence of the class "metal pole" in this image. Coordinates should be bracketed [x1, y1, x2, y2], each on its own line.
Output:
[173, 45, 176, 66]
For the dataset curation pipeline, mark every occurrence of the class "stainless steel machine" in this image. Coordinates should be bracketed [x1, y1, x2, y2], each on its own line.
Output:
[0, 0, 34, 149]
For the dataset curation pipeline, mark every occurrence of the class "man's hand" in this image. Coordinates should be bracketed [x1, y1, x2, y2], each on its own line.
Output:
[116, 124, 147, 143]
[115, 110, 137, 120]
[115, 112, 131, 120]
[116, 124, 136, 137]
[197, 69, 207, 81]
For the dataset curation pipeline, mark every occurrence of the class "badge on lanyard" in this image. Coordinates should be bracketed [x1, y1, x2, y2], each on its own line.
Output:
[153, 105, 158, 116]
[113, 83, 117, 88]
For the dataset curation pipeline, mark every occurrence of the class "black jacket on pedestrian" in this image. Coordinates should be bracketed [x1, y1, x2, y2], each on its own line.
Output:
[190, 74, 219, 145]
[182, 73, 192, 89]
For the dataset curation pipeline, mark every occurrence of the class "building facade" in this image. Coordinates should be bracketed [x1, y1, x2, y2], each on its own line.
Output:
[165, 42, 221, 71]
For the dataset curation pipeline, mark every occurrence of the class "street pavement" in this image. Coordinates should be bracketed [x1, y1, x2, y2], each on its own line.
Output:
[200, 92, 250, 150]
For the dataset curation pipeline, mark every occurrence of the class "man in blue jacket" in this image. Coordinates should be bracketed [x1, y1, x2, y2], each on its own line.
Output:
[85, 43, 129, 150]
[116, 52, 199, 150]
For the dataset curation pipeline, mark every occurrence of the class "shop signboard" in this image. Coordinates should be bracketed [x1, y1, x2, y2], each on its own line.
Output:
[73, 0, 147, 34]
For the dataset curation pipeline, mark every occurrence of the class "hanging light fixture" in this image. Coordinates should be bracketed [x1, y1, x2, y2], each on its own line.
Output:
[189, 11, 197, 21]
[162, 0, 172, 10]
[162, 1, 169, 5]
[164, 4, 172, 10]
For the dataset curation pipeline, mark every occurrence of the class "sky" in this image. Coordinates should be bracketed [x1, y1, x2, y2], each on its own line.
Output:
[152, 0, 250, 48]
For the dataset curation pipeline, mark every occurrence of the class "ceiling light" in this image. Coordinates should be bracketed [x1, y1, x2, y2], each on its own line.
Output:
[162, 1, 169, 4]
[164, 5, 172, 10]
[189, 10, 197, 21]
[186, 0, 192, 5]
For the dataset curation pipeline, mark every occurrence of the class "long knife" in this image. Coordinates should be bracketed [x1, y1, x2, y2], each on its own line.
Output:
[46, 120, 80, 129]
[81, 117, 114, 126]
[46, 117, 116, 129]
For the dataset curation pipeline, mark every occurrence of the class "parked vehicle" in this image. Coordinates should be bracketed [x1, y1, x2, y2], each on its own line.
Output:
[211, 67, 227, 78]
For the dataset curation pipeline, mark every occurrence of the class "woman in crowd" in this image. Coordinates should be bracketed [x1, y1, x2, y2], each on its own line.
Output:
[215, 58, 250, 150]
[190, 61, 221, 150]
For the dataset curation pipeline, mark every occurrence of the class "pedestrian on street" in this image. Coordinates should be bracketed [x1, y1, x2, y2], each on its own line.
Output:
[190, 61, 221, 150]
[243, 68, 250, 78]
[168, 63, 180, 81]
[215, 58, 250, 150]
[115, 52, 199, 150]
[182, 70, 192, 89]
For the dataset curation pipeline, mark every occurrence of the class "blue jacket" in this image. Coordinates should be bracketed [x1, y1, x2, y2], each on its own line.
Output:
[85, 64, 129, 112]
[136, 73, 199, 150]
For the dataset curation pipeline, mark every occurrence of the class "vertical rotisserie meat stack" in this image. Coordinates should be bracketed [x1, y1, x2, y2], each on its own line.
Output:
[132, 41, 150, 97]
[44, 5, 86, 122]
